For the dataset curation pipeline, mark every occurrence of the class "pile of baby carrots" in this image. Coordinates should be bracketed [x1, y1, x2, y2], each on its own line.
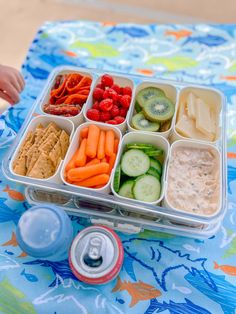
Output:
[65, 124, 119, 188]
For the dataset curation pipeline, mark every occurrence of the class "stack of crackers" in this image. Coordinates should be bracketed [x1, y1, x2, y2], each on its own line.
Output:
[13, 122, 70, 179]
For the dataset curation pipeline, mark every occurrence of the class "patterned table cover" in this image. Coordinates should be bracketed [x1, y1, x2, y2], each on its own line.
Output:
[0, 21, 236, 314]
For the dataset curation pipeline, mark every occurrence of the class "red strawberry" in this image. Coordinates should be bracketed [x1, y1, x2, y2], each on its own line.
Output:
[87, 109, 100, 121]
[101, 74, 114, 87]
[120, 107, 128, 117]
[106, 120, 118, 125]
[92, 101, 100, 110]
[93, 88, 104, 101]
[111, 84, 120, 94]
[114, 116, 125, 124]
[100, 112, 111, 122]
[111, 105, 120, 118]
[123, 86, 132, 96]
[120, 95, 131, 109]
[99, 99, 113, 112]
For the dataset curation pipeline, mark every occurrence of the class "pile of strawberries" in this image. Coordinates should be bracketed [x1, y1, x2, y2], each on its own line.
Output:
[86, 74, 132, 125]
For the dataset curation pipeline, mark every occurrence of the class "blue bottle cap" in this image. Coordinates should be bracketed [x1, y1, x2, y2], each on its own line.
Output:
[16, 204, 73, 259]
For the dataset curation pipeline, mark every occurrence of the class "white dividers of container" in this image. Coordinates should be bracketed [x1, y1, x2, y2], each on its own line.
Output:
[164, 139, 222, 220]
[61, 121, 122, 194]
[127, 81, 178, 138]
[111, 131, 170, 206]
[172, 86, 223, 143]
[10, 115, 74, 184]
[38, 67, 96, 127]
[83, 73, 134, 133]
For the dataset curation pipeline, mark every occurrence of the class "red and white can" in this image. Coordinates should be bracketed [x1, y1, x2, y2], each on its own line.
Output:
[69, 226, 124, 285]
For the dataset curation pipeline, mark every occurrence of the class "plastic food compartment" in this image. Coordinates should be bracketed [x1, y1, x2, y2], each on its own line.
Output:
[2, 66, 228, 238]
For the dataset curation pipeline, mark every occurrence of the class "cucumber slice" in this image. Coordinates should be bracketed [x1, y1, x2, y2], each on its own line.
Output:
[147, 167, 161, 181]
[126, 143, 156, 150]
[150, 158, 162, 175]
[133, 175, 161, 202]
[113, 165, 121, 192]
[121, 149, 150, 177]
[144, 149, 163, 157]
[118, 180, 134, 199]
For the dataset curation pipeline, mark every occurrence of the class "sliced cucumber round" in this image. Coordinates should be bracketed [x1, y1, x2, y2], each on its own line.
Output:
[118, 180, 134, 199]
[147, 167, 161, 181]
[121, 149, 150, 177]
[145, 149, 163, 157]
[150, 158, 162, 175]
[133, 174, 161, 202]
[113, 165, 121, 192]
[126, 143, 156, 150]
[136, 87, 165, 108]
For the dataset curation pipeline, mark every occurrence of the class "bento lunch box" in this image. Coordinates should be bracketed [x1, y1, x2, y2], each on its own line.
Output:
[2, 66, 228, 238]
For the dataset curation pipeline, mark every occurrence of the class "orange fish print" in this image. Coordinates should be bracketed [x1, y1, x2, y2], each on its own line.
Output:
[3, 185, 25, 201]
[227, 152, 236, 159]
[17, 251, 28, 258]
[214, 261, 236, 276]
[136, 69, 154, 76]
[221, 76, 236, 81]
[165, 29, 192, 40]
[112, 277, 161, 307]
[62, 50, 77, 57]
[2, 232, 18, 247]
[102, 21, 117, 27]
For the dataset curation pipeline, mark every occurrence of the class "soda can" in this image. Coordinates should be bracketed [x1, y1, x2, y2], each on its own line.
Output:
[69, 226, 124, 285]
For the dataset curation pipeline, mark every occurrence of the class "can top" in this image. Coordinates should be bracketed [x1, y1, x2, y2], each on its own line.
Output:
[70, 226, 121, 279]
[16, 204, 72, 258]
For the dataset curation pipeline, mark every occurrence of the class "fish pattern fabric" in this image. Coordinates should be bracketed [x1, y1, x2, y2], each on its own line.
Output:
[0, 21, 236, 314]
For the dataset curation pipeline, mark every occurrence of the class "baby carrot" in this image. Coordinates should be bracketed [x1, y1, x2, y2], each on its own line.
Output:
[94, 184, 105, 188]
[108, 153, 117, 174]
[67, 162, 109, 181]
[73, 174, 109, 188]
[105, 130, 115, 157]
[97, 130, 105, 160]
[101, 157, 108, 163]
[65, 148, 80, 172]
[86, 158, 100, 166]
[75, 138, 87, 167]
[80, 127, 89, 139]
[114, 138, 119, 153]
[86, 124, 100, 158]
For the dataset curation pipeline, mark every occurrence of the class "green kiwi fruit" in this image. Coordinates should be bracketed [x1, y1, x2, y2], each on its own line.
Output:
[136, 87, 165, 108]
[132, 112, 160, 132]
[135, 101, 142, 113]
[143, 97, 175, 122]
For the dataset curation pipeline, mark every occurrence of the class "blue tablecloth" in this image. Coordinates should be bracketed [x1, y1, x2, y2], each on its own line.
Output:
[0, 21, 236, 314]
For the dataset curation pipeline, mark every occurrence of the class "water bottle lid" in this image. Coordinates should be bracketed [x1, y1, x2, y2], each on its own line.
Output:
[16, 204, 71, 258]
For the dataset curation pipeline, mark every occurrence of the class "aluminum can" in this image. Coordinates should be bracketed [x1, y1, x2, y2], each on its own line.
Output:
[69, 226, 124, 284]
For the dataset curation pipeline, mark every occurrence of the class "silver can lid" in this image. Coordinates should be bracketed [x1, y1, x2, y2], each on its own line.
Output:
[69, 226, 124, 284]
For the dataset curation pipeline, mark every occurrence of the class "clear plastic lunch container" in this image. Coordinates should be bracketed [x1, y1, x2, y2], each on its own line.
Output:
[2, 66, 227, 238]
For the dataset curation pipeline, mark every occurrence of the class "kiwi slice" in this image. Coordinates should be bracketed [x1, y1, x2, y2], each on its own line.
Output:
[143, 97, 175, 122]
[132, 112, 160, 132]
[136, 87, 165, 108]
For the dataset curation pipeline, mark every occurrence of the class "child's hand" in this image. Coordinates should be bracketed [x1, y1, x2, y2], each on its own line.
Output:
[0, 64, 25, 105]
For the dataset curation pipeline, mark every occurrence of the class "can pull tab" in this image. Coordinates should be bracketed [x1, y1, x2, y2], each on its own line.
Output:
[83, 236, 103, 268]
